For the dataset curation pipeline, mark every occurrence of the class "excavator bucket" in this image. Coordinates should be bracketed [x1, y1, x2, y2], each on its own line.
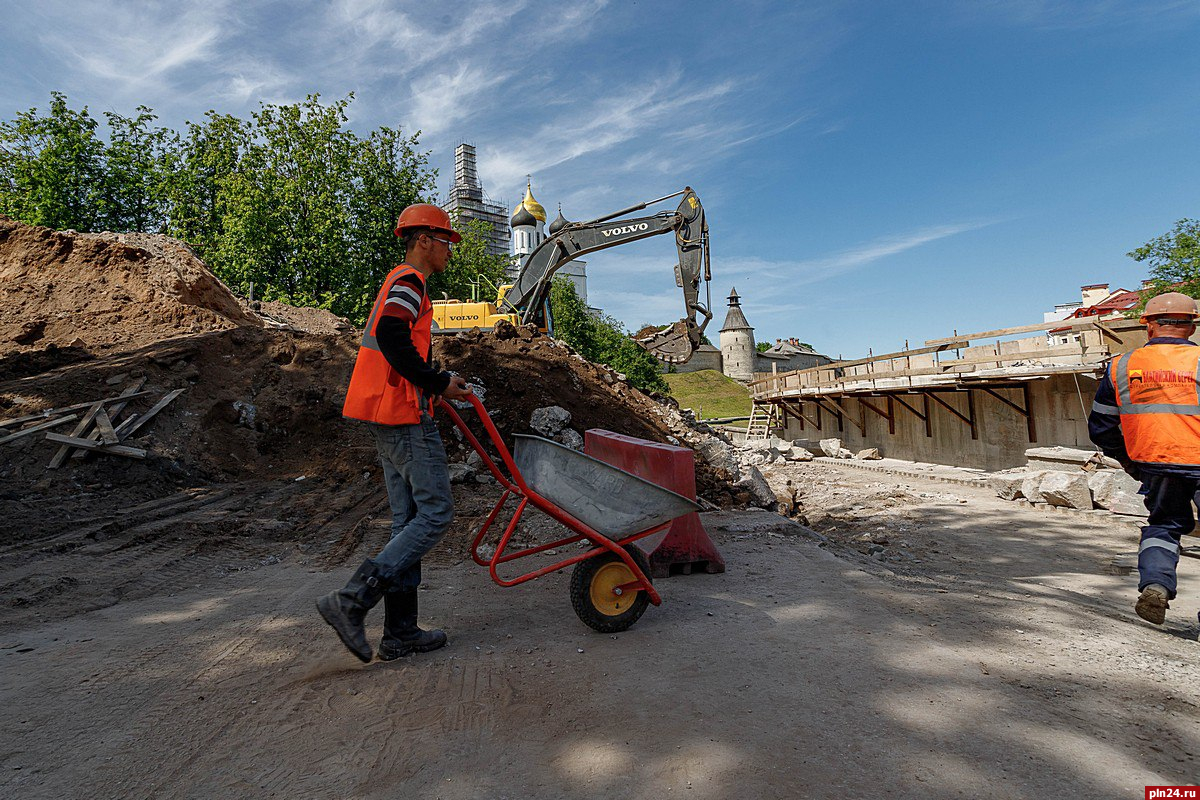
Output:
[636, 320, 698, 364]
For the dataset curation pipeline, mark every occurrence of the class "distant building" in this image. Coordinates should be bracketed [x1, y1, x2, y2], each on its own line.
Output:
[1046, 281, 1146, 344]
[509, 180, 588, 303]
[441, 143, 509, 258]
[673, 286, 831, 380]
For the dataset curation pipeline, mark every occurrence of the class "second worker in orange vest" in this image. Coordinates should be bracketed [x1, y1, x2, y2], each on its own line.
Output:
[1089, 291, 1200, 627]
[317, 204, 473, 663]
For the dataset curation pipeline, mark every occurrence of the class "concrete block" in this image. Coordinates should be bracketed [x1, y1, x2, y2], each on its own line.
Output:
[695, 436, 739, 477]
[1021, 471, 1051, 504]
[1025, 445, 1106, 473]
[819, 438, 843, 458]
[855, 448, 882, 460]
[785, 448, 814, 462]
[988, 474, 1026, 501]
[554, 428, 584, 450]
[1092, 470, 1143, 510]
[447, 463, 476, 484]
[1108, 490, 1148, 517]
[1039, 472, 1093, 509]
[1087, 470, 1116, 502]
[735, 465, 778, 509]
[531, 405, 571, 436]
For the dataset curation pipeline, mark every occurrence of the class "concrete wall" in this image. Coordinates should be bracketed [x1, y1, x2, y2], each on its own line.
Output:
[670, 347, 723, 374]
[782, 373, 1103, 471]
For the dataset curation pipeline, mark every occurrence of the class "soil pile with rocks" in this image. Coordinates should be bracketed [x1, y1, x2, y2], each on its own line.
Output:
[0, 218, 750, 558]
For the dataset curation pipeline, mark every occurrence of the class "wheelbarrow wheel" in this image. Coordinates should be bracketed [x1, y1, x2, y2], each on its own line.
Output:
[569, 545, 652, 633]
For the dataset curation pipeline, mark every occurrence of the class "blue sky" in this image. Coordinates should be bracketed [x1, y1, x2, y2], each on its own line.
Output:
[2, 1, 1198, 358]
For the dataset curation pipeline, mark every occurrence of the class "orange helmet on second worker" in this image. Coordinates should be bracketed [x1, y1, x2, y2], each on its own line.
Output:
[393, 203, 462, 243]
[1139, 291, 1200, 324]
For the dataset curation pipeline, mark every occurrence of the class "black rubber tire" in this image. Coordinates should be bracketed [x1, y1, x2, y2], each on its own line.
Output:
[569, 545, 653, 633]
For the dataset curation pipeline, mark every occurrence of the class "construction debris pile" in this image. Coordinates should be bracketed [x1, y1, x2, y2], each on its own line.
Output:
[0, 217, 756, 552]
[985, 446, 1146, 517]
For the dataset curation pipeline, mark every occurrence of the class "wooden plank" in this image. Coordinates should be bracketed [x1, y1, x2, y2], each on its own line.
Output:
[70, 379, 148, 461]
[811, 398, 843, 433]
[44, 433, 146, 459]
[833, 398, 864, 435]
[747, 341, 969, 386]
[858, 397, 891, 421]
[0, 390, 154, 429]
[115, 388, 185, 442]
[934, 343, 1096, 370]
[927, 391, 973, 427]
[0, 414, 78, 445]
[925, 317, 1107, 346]
[48, 401, 106, 470]
[92, 407, 119, 445]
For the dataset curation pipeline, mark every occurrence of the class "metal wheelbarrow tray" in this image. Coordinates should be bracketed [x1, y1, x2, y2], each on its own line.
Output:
[438, 395, 700, 632]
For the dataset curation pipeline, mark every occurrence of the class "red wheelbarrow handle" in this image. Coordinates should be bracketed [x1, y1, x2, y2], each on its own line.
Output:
[435, 395, 663, 606]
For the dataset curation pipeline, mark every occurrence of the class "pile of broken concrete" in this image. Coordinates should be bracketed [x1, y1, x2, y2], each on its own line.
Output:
[986, 446, 1145, 517]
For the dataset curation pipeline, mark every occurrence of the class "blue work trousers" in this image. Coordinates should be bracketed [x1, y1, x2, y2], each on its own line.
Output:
[1138, 473, 1196, 599]
[367, 415, 454, 590]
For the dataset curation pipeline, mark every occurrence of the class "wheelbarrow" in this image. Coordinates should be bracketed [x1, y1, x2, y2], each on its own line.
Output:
[438, 394, 700, 632]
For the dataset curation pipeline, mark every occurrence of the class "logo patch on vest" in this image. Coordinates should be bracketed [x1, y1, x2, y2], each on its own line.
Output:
[1136, 369, 1193, 385]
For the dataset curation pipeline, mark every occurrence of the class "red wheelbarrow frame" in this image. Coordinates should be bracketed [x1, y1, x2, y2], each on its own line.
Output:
[437, 395, 664, 607]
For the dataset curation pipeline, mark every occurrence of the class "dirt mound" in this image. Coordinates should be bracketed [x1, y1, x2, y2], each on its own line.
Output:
[0, 216, 256, 357]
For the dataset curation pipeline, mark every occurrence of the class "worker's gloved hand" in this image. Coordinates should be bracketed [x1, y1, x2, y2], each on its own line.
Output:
[441, 374, 473, 401]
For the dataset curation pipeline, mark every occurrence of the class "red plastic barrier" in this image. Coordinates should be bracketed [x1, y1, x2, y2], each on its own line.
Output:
[584, 429, 725, 578]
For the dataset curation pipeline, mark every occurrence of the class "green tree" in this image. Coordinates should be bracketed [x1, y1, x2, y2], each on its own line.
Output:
[426, 216, 514, 305]
[550, 277, 669, 394]
[100, 107, 177, 232]
[0, 92, 106, 230]
[167, 94, 437, 322]
[166, 111, 253, 252]
[1129, 219, 1200, 308]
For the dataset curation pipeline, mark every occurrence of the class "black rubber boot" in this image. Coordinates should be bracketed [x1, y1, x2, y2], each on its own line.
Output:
[377, 588, 447, 661]
[316, 559, 387, 663]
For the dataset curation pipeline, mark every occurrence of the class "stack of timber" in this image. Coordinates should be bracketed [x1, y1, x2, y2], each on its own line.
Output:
[0, 379, 185, 467]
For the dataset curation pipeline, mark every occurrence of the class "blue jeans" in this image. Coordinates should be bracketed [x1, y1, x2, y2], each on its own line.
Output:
[1138, 473, 1196, 599]
[367, 416, 454, 589]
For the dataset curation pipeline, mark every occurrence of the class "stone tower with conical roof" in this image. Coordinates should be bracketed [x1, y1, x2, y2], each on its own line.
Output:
[719, 287, 756, 382]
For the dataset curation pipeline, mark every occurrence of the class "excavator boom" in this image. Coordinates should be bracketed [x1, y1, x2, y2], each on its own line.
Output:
[501, 188, 712, 364]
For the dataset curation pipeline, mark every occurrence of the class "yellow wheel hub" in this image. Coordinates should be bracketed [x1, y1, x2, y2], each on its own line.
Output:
[589, 561, 637, 617]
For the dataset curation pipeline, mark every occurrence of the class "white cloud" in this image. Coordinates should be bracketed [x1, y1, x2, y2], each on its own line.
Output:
[478, 72, 737, 190]
[407, 64, 513, 137]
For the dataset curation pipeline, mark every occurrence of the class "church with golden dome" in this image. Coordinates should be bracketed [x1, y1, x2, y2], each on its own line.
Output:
[509, 179, 589, 304]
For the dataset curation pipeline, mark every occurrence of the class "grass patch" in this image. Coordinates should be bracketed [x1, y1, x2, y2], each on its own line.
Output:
[663, 369, 751, 420]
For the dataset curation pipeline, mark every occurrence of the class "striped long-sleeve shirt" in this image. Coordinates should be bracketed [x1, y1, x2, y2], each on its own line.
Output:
[376, 269, 451, 396]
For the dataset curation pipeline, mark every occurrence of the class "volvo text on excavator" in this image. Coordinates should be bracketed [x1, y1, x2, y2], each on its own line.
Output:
[431, 187, 713, 364]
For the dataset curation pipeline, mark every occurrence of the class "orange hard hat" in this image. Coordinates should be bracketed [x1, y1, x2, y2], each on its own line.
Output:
[1139, 291, 1200, 324]
[393, 203, 461, 243]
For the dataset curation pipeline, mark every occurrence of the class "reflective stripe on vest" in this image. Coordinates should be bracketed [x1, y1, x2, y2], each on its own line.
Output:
[342, 265, 434, 425]
[1111, 344, 1200, 465]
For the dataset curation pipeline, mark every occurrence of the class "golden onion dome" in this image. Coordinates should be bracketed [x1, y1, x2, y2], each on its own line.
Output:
[510, 181, 547, 228]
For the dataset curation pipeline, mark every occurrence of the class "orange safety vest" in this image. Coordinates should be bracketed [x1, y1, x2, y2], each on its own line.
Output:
[342, 264, 435, 425]
[1110, 343, 1200, 466]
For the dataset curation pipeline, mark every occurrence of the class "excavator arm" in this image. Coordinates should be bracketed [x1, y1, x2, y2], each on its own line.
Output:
[499, 187, 712, 364]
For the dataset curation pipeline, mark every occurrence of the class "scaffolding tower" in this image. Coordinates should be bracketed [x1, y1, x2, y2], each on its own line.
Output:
[441, 143, 510, 258]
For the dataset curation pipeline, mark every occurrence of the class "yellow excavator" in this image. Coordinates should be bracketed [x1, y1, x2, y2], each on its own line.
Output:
[431, 187, 713, 364]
